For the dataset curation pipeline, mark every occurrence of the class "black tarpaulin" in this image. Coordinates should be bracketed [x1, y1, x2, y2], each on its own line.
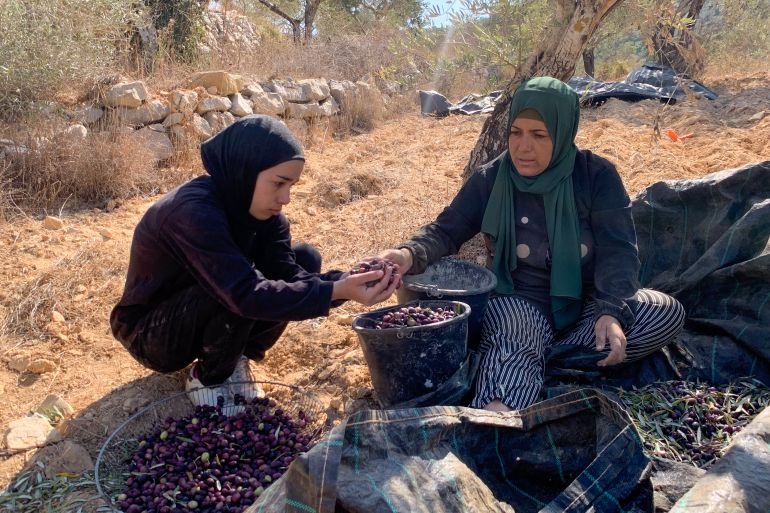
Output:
[248, 389, 653, 513]
[420, 64, 718, 116]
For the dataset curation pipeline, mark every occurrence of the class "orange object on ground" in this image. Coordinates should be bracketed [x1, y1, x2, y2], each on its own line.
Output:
[666, 129, 695, 142]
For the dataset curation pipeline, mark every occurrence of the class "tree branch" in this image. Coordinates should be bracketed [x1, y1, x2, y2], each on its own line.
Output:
[256, 0, 300, 25]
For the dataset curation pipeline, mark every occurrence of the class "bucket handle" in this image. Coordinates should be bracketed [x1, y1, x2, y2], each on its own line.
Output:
[408, 283, 443, 298]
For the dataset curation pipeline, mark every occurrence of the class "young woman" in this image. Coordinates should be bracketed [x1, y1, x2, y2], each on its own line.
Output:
[111, 115, 399, 407]
[379, 77, 685, 411]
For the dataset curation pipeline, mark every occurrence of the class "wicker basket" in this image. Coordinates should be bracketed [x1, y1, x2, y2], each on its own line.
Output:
[94, 381, 326, 512]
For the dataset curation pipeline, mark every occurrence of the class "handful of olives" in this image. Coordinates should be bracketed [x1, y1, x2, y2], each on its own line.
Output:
[349, 257, 397, 287]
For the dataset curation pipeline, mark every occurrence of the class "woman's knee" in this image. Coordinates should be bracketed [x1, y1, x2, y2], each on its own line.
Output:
[625, 290, 686, 359]
[293, 243, 322, 273]
[633, 289, 686, 329]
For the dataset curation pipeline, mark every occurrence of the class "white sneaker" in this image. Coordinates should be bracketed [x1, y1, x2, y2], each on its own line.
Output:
[185, 356, 265, 413]
[228, 356, 266, 401]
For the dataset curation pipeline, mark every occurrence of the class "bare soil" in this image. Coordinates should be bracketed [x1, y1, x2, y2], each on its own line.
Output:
[1, 71, 769, 497]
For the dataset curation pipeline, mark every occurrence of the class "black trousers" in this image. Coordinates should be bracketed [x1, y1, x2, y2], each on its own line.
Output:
[119, 243, 322, 386]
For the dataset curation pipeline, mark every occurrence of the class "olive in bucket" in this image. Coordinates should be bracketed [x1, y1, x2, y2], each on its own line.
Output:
[352, 300, 470, 408]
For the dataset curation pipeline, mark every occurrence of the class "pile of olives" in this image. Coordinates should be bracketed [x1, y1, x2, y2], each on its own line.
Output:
[118, 395, 316, 513]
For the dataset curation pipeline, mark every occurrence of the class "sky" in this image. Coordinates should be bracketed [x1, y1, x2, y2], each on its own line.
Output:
[425, 0, 462, 27]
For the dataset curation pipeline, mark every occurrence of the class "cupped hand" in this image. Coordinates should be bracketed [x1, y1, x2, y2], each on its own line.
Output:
[332, 265, 400, 306]
[595, 315, 627, 367]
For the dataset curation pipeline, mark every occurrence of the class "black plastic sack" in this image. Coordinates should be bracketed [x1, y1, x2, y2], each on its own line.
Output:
[247, 389, 653, 513]
[567, 63, 718, 106]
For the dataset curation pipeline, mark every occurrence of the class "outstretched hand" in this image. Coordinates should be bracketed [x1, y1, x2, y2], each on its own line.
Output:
[332, 265, 400, 306]
[595, 315, 627, 367]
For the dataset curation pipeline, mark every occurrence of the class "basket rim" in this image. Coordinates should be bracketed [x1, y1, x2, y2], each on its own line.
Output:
[93, 379, 326, 507]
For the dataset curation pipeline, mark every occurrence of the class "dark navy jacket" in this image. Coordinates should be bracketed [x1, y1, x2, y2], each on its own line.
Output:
[400, 150, 640, 329]
[111, 115, 343, 340]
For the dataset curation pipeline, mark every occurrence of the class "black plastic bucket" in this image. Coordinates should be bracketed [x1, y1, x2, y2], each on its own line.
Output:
[399, 258, 497, 351]
[352, 300, 470, 408]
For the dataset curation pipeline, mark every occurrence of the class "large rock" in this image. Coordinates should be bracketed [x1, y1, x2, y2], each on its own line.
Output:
[72, 106, 103, 125]
[170, 90, 199, 117]
[162, 112, 185, 127]
[132, 125, 174, 161]
[298, 78, 331, 102]
[229, 93, 253, 117]
[196, 95, 232, 115]
[329, 79, 355, 106]
[187, 71, 245, 96]
[264, 78, 330, 103]
[4, 414, 62, 451]
[241, 83, 265, 97]
[117, 99, 170, 127]
[286, 97, 338, 119]
[103, 81, 149, 108]
[204, 111, 236, 134]
[263, 79, 302, 102]
[36, 441, 94, 478]
[251, 91, 285, 116]
[190, 114, 213, 141]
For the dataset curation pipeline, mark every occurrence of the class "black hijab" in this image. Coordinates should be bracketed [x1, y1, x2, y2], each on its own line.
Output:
[200, 115, 304, 223]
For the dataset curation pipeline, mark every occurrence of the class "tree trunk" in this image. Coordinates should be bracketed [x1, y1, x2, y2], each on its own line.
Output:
[650, 0, 706, 76]
[462, 0, 623, 179]
[582, 47, 596, 77]
[303, 0, 324, 42]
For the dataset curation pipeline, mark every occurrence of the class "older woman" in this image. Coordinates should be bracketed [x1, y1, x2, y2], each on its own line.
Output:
[379, 77, 685, 411]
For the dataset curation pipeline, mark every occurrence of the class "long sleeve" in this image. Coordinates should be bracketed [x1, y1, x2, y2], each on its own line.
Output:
[399, 165, 497, 274]
[250, 213, 345, 283]
[159, 201, 336, 322]
[587, 156, 640, 329]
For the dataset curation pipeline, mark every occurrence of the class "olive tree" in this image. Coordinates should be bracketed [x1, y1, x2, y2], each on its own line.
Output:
[255, 0, 324, 42]
[646, 0, 707, 76]
[463, 0, 624, 178]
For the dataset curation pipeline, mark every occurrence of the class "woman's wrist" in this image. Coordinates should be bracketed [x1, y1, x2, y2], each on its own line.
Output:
[331, 280, 346, 301]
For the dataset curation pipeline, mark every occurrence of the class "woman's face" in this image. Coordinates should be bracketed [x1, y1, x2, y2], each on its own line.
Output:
[508, 117, 554, 177]
[249, 159, 304, 220]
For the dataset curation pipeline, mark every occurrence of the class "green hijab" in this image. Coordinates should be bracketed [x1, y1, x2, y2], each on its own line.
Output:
[481, 77, 582, 329]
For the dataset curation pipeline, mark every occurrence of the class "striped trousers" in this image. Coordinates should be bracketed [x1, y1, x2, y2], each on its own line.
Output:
[471, 289, 686, 409]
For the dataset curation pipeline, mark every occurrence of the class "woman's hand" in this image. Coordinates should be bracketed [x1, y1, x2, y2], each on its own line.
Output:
[331, 265, 400, 306]
[595, 315, 627, 367]
[376, 248, 413, 276]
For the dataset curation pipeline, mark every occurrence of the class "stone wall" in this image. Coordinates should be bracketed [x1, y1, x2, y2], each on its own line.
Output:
[66, 71, 392, 161]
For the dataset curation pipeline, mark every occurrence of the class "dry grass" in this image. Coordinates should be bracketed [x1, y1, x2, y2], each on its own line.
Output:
[0, 243, 125, 344]
[0, 120, 196, 218]
[232, 30, 401, 83]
